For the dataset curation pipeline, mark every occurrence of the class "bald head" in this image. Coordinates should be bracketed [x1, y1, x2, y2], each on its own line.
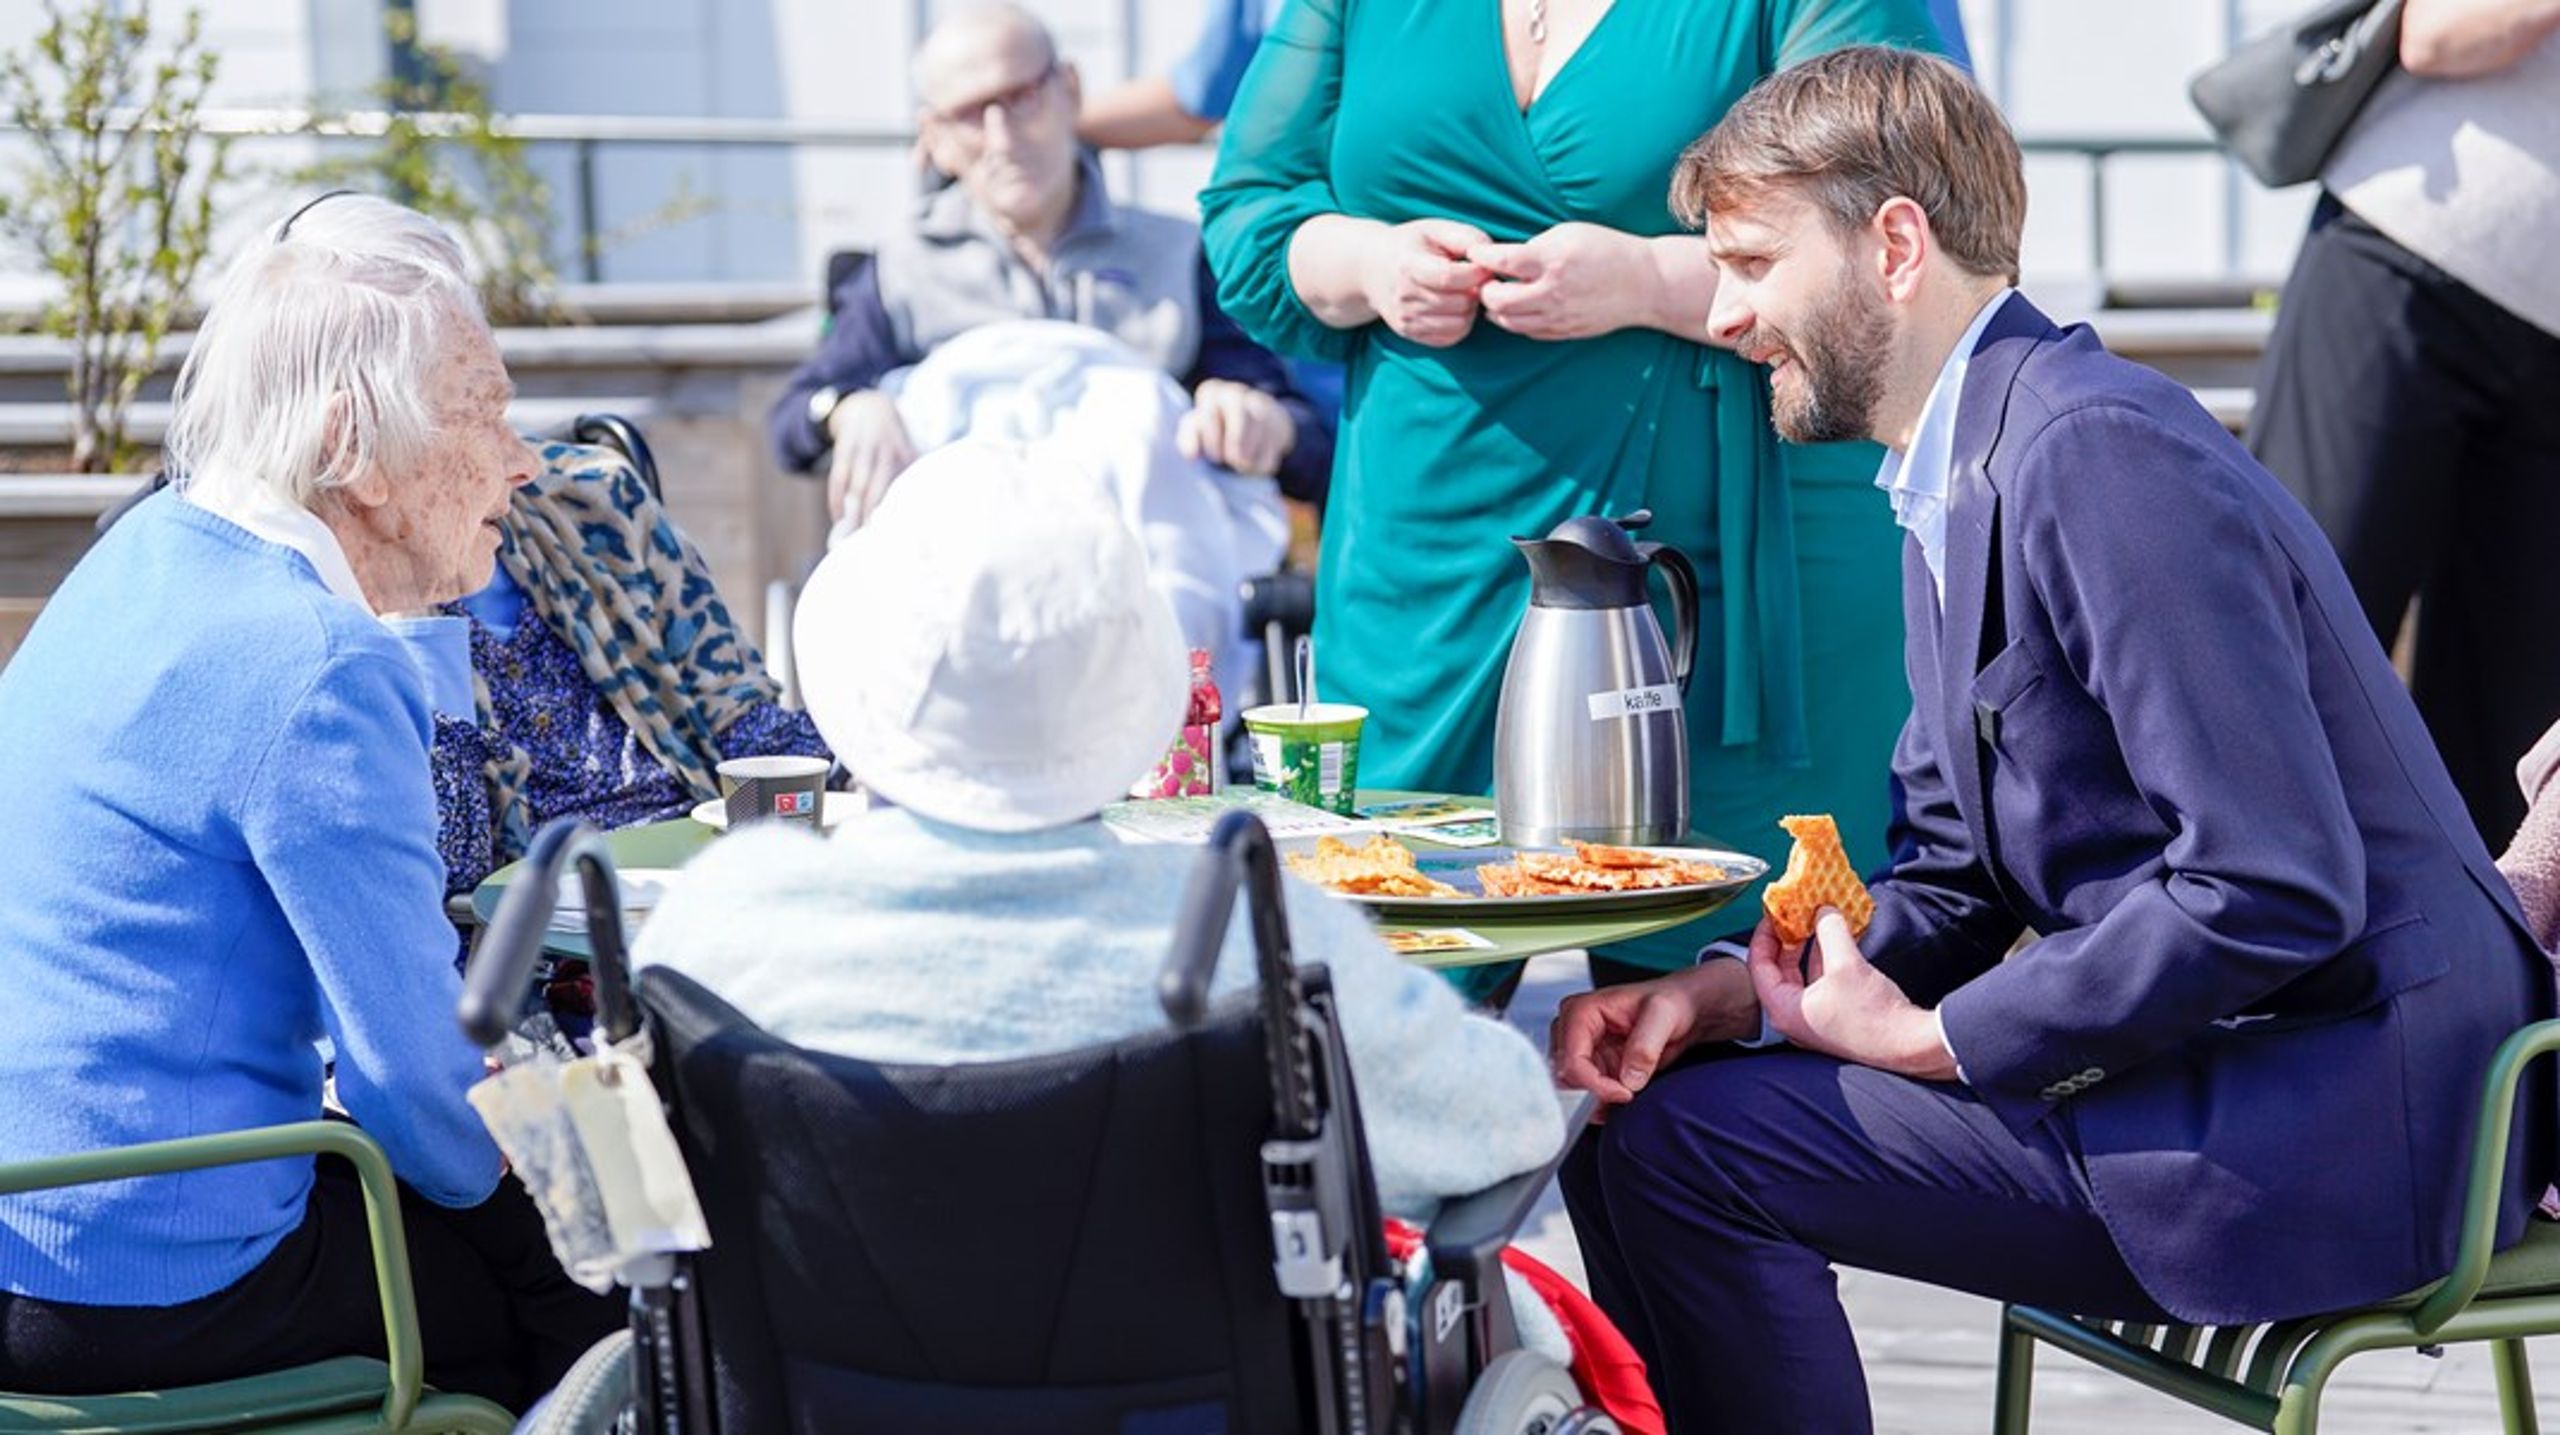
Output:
[911, 0, 1082, 246]
[913, 2, 1057, 111]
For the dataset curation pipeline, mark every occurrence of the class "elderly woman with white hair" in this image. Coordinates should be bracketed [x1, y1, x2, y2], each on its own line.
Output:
[0, 194, 619, 1408]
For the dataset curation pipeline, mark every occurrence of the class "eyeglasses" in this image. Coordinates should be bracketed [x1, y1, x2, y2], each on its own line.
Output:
[928, 62, 1059, 132]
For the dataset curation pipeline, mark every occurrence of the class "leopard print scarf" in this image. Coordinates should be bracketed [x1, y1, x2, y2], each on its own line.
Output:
[467, 440, 780, 863]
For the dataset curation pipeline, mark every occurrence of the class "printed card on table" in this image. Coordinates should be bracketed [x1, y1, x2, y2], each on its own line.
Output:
[1399, 816, 1502, 847]
[1354, 796, 1496, 826]
[1377, 927, 1497, 957]
[1102, 789, 1372, 844]
[1354, 798, 1504, 847]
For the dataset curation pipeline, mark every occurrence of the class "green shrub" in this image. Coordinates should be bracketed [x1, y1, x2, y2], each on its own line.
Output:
[300, 9, 568, 327]
[0, 0, 228, 473]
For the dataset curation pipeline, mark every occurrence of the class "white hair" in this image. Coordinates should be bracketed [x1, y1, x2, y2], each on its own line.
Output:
[166, 193, 486, 512]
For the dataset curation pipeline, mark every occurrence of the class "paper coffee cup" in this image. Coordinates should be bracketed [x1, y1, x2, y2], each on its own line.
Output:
[1242, 703, 1366, 816]
[717, 755, 831, 831]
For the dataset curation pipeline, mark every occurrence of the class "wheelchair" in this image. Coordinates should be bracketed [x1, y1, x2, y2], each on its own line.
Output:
[463, 811, 1615, 1434]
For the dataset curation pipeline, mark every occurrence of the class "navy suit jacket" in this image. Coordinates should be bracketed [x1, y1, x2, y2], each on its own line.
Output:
[1862, 295, 2550, 1324]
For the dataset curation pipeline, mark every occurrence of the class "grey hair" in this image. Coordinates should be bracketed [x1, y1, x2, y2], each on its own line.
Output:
[166, 193, 486, 513]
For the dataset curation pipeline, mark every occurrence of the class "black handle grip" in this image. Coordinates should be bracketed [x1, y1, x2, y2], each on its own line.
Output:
[1158, 812, 1319, 1139]
[1639, 541, 1702, 697]
[458, 818, 640, 1049]
[1161, 811, 1290, 1024]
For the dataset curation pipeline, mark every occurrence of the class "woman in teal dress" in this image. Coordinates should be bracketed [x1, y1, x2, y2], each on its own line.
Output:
[1201, 0, 1947, 980]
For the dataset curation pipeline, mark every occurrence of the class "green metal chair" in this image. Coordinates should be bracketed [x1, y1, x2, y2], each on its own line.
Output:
[0, 1120, 516, 1434]
[1995, 1018, 2560, 1435]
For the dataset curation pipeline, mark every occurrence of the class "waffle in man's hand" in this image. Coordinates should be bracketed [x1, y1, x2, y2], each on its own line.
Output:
[1761, 814, 1875, 947]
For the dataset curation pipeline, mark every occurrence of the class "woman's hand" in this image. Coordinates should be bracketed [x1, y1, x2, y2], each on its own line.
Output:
[1357, 218, 1494, 347]
[1472, 222, 1662, 342]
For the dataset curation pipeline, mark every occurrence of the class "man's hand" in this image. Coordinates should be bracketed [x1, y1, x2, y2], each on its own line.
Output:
[823, 390, 916, 527]
[1747, 910, 1959, 1081]
[1359, 218, 1493, 347]
[1179, 378, 1297, 476]
[1550, 959, 1759, 1111]
[1472, 221, 1657, 342]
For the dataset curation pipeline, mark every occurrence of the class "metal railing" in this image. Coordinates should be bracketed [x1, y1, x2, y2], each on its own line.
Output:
[4, 107, 2232, 289]
[2008, 134, 2238, 282]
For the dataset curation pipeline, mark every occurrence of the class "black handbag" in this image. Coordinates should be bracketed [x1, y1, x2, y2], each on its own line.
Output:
[2189, 0, 2405, 188]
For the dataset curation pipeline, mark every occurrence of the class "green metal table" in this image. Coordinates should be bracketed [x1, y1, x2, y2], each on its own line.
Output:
[470, 791, 1752, 970]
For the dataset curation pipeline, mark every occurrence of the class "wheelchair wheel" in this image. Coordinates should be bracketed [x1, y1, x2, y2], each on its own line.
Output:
[517, 1328, 634, 1435]
[1453, 1349, 1618, 1435]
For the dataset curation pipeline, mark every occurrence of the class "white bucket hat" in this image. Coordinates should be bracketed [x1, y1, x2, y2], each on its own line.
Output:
[792, 439, 1190, 832]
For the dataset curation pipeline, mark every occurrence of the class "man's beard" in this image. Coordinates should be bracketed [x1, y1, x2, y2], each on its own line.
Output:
[1748, 279, 1892, 445]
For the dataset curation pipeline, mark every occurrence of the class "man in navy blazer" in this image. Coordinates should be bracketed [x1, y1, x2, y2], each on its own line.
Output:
[1550, 48, 2552, 1432]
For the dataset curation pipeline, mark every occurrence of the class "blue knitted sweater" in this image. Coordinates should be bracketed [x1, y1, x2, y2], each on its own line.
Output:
[0, 492, 502, 1306]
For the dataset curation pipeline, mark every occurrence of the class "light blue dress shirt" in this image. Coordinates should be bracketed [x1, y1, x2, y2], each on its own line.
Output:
[1876, 288, 2016, 607]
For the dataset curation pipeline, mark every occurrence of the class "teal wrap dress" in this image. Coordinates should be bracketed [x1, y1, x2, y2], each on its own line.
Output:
[1201, 0, 1943, 970]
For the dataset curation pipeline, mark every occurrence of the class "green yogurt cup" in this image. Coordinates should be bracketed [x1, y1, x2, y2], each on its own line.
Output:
[1242, 702, 1367, 816]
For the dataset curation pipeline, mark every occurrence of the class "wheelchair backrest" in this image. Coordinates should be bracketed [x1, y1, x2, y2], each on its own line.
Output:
[642, 968, 1321, 1434]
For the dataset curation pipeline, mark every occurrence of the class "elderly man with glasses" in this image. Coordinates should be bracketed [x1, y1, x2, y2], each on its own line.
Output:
[768, 1, 1332, 532]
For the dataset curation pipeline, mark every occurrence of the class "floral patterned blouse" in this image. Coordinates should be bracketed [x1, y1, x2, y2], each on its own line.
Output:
[433, 609, 825, 898]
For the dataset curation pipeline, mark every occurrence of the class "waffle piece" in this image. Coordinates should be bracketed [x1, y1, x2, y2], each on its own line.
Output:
[1517, 849, 1726, 892]
[1477, 863, 1580, 897]
[1285, 835, 1462, 899]
[1563, 841, 1728, 885]
[1479, 843, 1728, 896]
[1761, 814, 1874, 946]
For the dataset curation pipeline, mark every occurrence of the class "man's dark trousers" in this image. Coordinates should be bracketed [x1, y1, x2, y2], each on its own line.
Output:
[2250, 195, 2560, 844]
[1562, 1047, 2170, 1433]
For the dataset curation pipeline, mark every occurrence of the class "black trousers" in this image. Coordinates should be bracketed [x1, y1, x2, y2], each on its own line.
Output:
[2251, 195, 2560, 844]
[0, 1156, 623, 1412]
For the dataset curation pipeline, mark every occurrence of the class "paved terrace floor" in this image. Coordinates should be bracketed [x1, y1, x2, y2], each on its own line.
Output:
[1501, 953, 2547, 1433]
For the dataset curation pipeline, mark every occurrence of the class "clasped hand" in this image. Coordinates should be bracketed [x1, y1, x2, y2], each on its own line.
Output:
[1361, 217, 1656, 347]
[828, 375, 1295, 534]
[1361, 218, 1495, 347]
[1471, 221, 1656, 342]
[1550, 910, 1956, 1114]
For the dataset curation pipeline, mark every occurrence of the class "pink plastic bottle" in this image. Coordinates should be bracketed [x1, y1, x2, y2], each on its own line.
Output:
[1137, 649, 1221, 799]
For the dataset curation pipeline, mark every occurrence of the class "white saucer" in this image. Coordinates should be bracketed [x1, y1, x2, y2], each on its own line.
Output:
[547, 868, 681, 930]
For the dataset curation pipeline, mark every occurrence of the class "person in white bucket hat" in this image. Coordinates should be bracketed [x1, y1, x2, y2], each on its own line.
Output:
[793, 439, 1191, 831]
[634, 439, 1577, 1361]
